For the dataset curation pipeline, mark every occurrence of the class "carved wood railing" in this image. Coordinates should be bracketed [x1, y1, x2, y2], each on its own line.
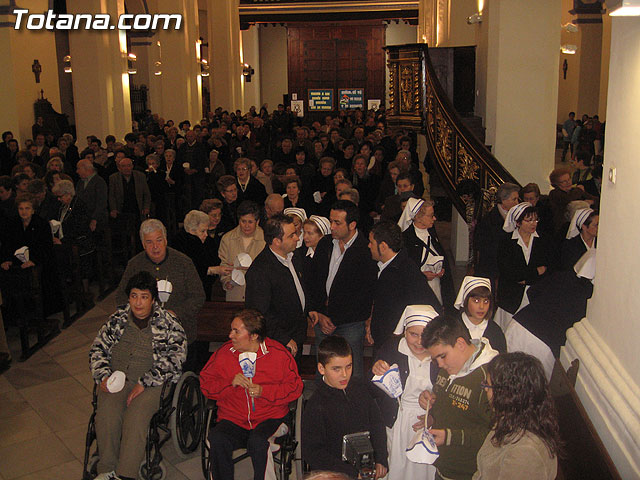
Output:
[385, 43, 520, 219]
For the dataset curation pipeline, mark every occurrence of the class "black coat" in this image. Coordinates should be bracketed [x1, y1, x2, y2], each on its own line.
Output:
[302, 378, 389, 476]
[236, 176, 267, 206]
[372, 336, 439, 428]
[561, 235, 594, 272]
[171, 229, 218, 298]
[497, 233, 550, 314]
[371, 249, 442, 346]
[456, 311, 507, 354]
[308, 231, 378, 326]
[474, 206, 508, 279]
[402, 224, 455, 313]
[245, 246, 307, 350]
[1, 214, 53, 268]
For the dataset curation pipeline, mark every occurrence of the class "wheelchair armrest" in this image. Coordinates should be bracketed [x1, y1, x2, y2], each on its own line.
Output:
[288, 399, 298, 413]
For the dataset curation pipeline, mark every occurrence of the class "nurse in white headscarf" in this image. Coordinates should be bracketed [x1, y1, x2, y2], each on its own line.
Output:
[496, 202, 549, 315]
[398, 198, 454, 311]
[561, 207, 598, 271]
[284, 207, 307, 248]
[371, 305, 439, 480]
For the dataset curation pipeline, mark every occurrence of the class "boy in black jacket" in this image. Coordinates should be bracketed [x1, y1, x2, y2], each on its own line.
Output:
[301, 335, 388, 478]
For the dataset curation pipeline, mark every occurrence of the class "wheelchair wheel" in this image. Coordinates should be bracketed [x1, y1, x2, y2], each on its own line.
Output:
[201, 405, 216, 480]
[83, 452, 99, 480]
[294, 394, 304, 480]
[169, 372, 205, 458]
[139, 459, 166, 480]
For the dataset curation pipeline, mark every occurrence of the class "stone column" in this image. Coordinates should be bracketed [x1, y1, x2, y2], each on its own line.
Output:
[481, 0, 560, 189]
[206, 0, 242, 112]
[66, 0, 131, 143]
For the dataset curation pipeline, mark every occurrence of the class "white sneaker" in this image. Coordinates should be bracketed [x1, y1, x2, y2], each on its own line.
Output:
[94, 472, 118, 480]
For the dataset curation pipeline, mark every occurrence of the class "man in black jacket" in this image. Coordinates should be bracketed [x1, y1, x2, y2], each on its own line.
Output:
[368, 221, 441, 348]
[245, 214, 307, 357]
[308, 200, 378, 378]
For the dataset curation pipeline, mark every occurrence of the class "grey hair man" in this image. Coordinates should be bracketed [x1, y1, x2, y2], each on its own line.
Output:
[115, 219, 205, 350]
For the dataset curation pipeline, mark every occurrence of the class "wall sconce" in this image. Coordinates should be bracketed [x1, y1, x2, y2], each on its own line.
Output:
[242, 63, 254, 82]
[561, 44, 577, 54]
[63, 54, 72, 73]
[467, 12, 483, 24]
[200, 58, 210, 77]
[127, 52, 137, 75]
[562, 22, 578, 33]
[154, 61, 162, 76]
[608, 0, 640, 16]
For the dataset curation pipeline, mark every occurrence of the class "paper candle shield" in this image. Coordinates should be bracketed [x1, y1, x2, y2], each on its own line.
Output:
[239, 351, 257, 378]
[14, 246, 29, 263]
[406, 428, 439, 464]
[107, 370, 126, 393]
[371, 364, 403, 398]
[49, 219, 61, 235]
[157, 279, 173, 303]
[231, 253, 252, 286]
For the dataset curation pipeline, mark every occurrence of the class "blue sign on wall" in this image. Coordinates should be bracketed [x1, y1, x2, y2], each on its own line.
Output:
[308, 89, 334, 111]
[338, 88, 364, 110]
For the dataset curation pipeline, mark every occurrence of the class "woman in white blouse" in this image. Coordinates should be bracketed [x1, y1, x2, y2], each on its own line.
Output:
[496, 202, 549, 314]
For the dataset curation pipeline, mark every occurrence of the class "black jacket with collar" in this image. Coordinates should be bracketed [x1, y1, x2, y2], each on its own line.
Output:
[371, 249, 442, 346]
[497, 233, 550, 314]
[308, 231, 378, 326]
[302, 378, 389, 476]
[402, 223, 455, 313]
[245, 245, 307, 350]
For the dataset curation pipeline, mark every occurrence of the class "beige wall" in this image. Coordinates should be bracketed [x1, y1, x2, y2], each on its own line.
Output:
[258, 25, 288, 112]
[0, 0, 61, 146]
[443, 0, 478, 47]
[562, 17, 640, 478]
[482, 0, 560, 190]
[598, 13, 611, 121]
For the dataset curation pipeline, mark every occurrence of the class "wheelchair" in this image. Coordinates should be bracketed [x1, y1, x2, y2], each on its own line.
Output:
[82, 371, 205, 480]
[200, 394, 303, 480]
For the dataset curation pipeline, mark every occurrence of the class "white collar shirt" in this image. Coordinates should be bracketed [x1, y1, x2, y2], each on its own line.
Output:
[377, 252, 398, 278]
[271, 248, 305, 310]
[326, 231, 358, 296]
[512, 229, 539, 265]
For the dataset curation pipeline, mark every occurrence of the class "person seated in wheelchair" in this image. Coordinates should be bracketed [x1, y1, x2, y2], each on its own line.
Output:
[89, 270, 187, 480]
[200, 309, 303, 480]
[302, 335, 388, 479]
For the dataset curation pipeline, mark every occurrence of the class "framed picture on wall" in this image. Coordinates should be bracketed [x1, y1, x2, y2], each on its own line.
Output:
[308, 89, 334, 111]
[338, 88, 365, 110]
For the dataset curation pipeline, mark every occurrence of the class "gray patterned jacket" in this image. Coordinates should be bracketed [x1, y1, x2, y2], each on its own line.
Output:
[89, 303, 187, 387]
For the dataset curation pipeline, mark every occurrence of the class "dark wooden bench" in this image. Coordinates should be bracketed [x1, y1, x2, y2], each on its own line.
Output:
[196, 301, 373, 380]
[550, 359, 621, 480]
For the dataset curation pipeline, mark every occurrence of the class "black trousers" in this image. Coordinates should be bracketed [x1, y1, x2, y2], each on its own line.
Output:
[209, 416, 287, 480]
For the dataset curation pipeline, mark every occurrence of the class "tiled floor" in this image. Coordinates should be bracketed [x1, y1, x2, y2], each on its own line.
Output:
[0, 292, 260, 480]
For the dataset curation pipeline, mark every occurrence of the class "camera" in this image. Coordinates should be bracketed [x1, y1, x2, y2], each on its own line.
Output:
[342, 431, 375, 479]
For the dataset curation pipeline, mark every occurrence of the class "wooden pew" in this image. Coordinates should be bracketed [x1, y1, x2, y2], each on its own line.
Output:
[550, 359, 622, 480]
[196, 301, 373, 380]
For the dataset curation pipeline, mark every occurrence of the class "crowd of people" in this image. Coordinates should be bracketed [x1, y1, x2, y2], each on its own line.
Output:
[0, 103, 598, 479]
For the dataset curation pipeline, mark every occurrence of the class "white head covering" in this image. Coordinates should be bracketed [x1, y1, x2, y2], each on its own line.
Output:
[566, 208, 594, 239]
[284, 207, 307, 222]
[393, 304, 439, 335]
[309, 215, 331, 236]
[502, 202, 532, 233]
[454, 276, 491, 310]
[398, 197, 425, 232]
